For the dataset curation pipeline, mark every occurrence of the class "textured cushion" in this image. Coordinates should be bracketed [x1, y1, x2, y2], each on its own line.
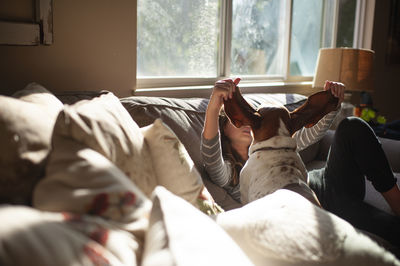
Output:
[33, 136, 151, 224]
[216, 189, 399, 266]
[140, 119, 203, 205]
[55, 90, 110, 105]
[0, 206, 142, 266]
[54, 92, 157, 197]
[0, 83, 63, 204]
[120, 93, 307, 210]
[13, 82, 64, 112]
[121, 96, 209, 175]
[141, 119, 222, 214]
[364, 173, 400, 215]
[141, 186, 253, 266]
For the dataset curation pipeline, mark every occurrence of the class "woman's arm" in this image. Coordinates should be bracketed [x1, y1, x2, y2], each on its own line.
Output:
[294, 81, 345, 151]
[203, 78, 240, 140]
[201, 78, 240, 188]
[294, 110, 339, 151]
[201, 133, 232, 187]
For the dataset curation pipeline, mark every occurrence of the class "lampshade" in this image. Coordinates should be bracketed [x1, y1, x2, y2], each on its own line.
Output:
[312, 48, 375, 92]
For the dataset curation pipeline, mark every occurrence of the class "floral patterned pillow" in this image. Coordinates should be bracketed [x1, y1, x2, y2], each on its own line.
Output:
[0, 205, 142, 265]
[33, 136, 151, 225]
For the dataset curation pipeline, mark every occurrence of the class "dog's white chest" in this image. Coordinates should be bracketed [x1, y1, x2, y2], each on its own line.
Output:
[240, 136, 308, 204]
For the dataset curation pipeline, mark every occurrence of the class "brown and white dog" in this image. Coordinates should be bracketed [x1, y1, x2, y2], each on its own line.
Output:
[223, 87, 338, 205]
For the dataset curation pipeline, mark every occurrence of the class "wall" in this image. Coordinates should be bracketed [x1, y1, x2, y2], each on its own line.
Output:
[1, 0, 399, 122]
[0, 0, 137, 97]
[371, 0, 400, 122]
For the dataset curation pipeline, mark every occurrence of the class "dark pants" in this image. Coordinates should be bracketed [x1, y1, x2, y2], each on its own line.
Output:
[308, 117, 400, 247]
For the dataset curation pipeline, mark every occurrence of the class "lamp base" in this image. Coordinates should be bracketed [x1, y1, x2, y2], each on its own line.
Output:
[344, 92, 352, 103]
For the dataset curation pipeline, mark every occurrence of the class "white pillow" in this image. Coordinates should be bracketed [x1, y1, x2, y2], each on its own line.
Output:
[0, 205, 141, 266]
[141, 186, 252, 266]
[216, 189, 399, 266]
[13, 82, 64, 112]
[55, 92, 157, 197]
[0, 83, 63, 204]
[141, 119, 223, 214]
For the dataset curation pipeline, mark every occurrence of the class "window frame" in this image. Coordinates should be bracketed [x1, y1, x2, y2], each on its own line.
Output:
[0, 0, 53, 45]
[136, 0, 374, 94]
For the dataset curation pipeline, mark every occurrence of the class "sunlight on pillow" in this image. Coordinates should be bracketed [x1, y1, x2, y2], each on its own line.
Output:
[141, 119, 223, 214]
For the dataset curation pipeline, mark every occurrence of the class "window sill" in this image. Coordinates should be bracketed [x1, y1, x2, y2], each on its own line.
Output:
[133, 81, 317, 98]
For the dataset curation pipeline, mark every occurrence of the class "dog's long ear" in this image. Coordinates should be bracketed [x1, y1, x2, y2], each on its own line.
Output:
[289, 90, 338, 135]
[223, 86, 261, 129]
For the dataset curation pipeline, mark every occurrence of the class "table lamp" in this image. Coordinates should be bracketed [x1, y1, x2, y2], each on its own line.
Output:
[312, 47, 375, 105]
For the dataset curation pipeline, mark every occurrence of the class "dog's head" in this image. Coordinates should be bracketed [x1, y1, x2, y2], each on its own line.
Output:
[223, 87, 338, 144]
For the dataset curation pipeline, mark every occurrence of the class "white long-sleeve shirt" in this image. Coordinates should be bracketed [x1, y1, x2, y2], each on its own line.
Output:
[200, 109, 339, 202]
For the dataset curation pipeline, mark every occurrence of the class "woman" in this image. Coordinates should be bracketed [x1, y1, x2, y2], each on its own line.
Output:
[201, 78, 400, 248]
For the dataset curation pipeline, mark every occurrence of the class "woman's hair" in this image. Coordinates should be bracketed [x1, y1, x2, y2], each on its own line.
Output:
[218, 108, 246, 186]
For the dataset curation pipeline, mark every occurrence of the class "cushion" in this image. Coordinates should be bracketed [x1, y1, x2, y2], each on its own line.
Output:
[120, 93, 307, 210]
[140, 118, 223, 214]
[121, 93, 306, 177]
[0, 83, 63, 204]
[54, 92, 157, 197]
[13, 82, 64, 112]
[141, 186, 253, 266]
[0, 206, 141, 266]
[364, 173, 400, 215]
[33, 134, 151, 262]
[55, 90, 110, 105]
[215, 189, 399, 265]
[33, 136, 151, 224]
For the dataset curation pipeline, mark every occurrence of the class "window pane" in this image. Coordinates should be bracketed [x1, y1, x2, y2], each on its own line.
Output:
[336, 0, 356, 47]
[290, 0, 324, 76]
[231, 0, 287, 76]
[137, 0, 220, 77]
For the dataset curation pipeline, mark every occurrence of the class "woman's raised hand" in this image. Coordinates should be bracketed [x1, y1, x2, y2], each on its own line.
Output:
[209, 78, 241, 111]
[203, 78, 241, 139]
[324, 80, 345, 109]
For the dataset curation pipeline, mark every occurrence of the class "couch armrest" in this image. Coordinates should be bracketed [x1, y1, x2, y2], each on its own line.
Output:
[317, 130, 400, 173]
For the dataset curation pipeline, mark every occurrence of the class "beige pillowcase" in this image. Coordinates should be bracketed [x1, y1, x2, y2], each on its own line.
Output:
[0, 83, 63, 204]
[13, 82, 64, 113]
[216, 189, 399, 266]
[141, 186, 252, 266]
[141, 119, 223, 214]
[140, 119, 203, 205]
[54, 92, 157, 197]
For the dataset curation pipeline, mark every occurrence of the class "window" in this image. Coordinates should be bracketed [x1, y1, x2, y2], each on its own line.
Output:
[137, 0, 370, 90]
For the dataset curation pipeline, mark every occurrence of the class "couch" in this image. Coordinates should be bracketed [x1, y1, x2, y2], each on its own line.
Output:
[1, 83, 400, 265]
[117, 91, 400, 213]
